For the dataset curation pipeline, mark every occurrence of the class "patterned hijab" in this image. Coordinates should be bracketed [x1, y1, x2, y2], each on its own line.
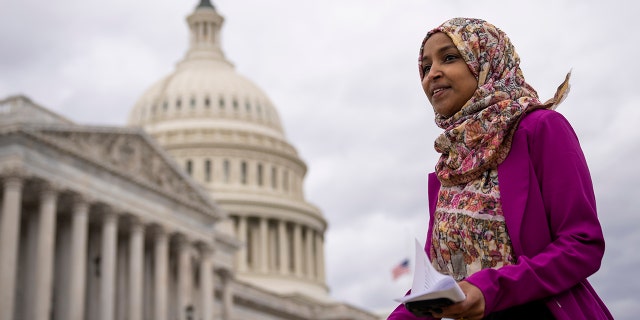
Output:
[419, 18, 570, 186]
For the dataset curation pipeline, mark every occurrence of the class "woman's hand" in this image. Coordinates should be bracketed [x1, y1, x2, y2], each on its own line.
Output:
[431, 281, 485, 320]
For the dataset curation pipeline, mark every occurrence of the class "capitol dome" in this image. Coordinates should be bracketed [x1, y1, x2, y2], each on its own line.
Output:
[128, 0, 329, 300]
[129, 1, 285, 140]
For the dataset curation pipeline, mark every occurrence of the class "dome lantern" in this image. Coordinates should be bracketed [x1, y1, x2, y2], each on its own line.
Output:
[181, 0, 230, 67]
[197, 0, 215, 9]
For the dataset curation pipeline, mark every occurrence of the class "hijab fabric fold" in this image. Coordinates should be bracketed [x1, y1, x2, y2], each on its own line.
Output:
[419, 18, 571, 186]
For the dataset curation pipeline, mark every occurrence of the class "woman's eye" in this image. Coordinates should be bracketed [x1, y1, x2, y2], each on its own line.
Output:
[444, 54, 457, 62]
[422, 65, 431, 74]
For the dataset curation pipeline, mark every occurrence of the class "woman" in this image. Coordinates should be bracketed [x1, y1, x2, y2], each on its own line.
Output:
[388, 18, 612, 320]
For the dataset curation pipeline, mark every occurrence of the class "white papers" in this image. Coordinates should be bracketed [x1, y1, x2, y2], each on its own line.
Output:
[395, 239, 465, 304]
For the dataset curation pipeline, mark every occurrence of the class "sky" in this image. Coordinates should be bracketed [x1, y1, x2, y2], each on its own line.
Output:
[2, 0, 639, 318]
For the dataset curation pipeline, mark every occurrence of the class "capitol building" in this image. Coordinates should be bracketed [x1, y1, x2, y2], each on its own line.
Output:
[0, 1, 379, 319]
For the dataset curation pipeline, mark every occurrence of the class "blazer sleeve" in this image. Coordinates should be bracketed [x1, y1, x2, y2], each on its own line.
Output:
[386, 299, 424, 320]
[464, 110, 606, 315]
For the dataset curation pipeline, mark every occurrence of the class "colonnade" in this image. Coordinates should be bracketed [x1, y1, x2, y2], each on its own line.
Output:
[0, 175, 231, 320]
[234, 215, 325, 282]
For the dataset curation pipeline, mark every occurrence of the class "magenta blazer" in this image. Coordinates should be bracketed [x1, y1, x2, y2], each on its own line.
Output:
[388, 110, 613, 319]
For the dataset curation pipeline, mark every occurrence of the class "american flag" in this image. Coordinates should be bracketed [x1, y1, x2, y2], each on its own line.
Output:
[391, 258, 410, 280]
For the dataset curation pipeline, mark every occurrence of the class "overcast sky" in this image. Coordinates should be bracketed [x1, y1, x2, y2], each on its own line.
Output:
[2, 0, 639, 318]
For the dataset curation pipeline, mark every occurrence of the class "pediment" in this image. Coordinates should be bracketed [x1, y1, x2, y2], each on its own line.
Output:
[23, 125, 219, 216]
[0, 95, 73, 126]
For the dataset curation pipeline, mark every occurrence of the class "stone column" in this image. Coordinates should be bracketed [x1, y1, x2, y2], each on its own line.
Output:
[293, 223, 303, 277]
[221, 271, 234, 320]
[259, 217, 268, 273]
[0, 176, 23, 320]
[153, 226, 168, 320]
[315, 232, 326, 282]
[29, 183, 59, 320]
[304, 228, 315, 279]
[100, 211, 118, 320]
[176, 235, 192, 320]
[277, 220, 288, 274]
[128, 218, 144, 320]
[66, 196, 90, 320]
[236, 215, 247, 272]
[198, 244, 214, 320]
[249, 219, 259, 271]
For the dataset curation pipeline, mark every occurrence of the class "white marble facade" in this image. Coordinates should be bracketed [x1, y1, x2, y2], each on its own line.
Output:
[128, 0, 332, 303]
[0, 95, 232, 320]
[0, 95, 379, 320]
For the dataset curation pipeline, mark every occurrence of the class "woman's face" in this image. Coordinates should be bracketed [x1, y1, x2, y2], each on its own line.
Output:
[421, 32, 477, 118]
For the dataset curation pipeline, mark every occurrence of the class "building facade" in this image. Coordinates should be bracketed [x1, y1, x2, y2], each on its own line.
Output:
[0, 1, 380, 320]
[128, 0, 329, 302]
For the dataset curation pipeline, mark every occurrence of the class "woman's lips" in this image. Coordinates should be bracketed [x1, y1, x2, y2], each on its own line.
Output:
[432, 87, 449, 99]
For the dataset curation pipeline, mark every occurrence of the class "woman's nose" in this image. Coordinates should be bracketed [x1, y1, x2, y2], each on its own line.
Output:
[426, 64, 442, 81]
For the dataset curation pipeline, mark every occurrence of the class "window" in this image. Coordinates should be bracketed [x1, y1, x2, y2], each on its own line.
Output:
[241, 161, 248, 184]
[219, 97, 225, 109]
[271, 167, 277, 189]
[176, 98, 182, 110]
[283, 170, 289, 191]
[205, 159, 211, 182]
[233, 98, 239, 110]
[257, 164, 263, 186]
[223, 159, 230, 183]
[190, 97, 196, 108]
[205, 97, 211, 108]
[186, 159, 193, 175]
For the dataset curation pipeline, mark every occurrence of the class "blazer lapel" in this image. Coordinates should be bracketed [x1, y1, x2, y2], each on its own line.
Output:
[426, 172, 441, 258]
[497, 131, 530, 256]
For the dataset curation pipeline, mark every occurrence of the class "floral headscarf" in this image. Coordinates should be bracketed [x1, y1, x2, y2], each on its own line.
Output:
[420, 18, 570, 186]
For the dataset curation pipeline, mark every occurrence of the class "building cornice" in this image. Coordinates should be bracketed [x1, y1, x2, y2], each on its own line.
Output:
[2, 123, 224, 220]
